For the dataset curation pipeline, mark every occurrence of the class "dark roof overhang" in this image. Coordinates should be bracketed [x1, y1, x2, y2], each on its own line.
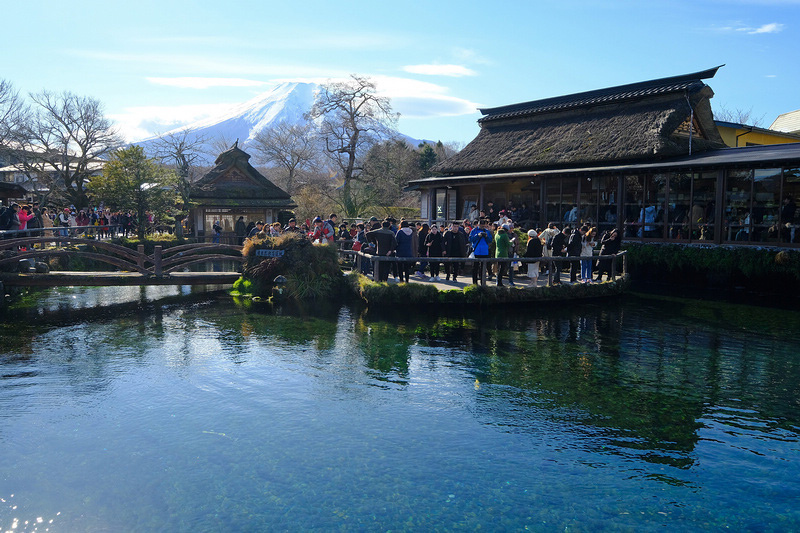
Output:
[408, 142, 800, 188]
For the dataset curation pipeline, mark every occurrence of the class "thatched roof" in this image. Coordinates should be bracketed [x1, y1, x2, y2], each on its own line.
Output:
[435, 67, 726, 175]
[192, 143, 296, 208]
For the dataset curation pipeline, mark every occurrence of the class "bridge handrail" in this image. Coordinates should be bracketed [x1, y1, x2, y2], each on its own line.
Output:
[0, 224, 124, 238]
[0, 237, 148, 265]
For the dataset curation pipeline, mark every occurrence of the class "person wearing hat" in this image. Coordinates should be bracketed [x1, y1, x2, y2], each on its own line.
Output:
[247, 221, 264, 239]
[524, 229, 543, 285]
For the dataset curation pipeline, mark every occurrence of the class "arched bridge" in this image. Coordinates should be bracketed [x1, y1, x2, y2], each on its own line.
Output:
[0, 236, 244, 287]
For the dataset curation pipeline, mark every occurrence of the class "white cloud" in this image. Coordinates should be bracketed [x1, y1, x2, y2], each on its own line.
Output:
[146, 77, 269, 89]
[710, 21, 786, 33]
[371, 76, 480, 118]
[403, 64, 477, 77]
[748, 22, 785, 34]
[108, 103, 238, 142]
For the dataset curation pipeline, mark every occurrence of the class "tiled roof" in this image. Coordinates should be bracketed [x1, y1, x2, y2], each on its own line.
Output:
[479, 66, 723, 124]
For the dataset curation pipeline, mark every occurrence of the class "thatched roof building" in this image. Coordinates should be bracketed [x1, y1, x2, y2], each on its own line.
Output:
[189, 143, 295, 239]
[409, 67, 800, 249]
[435, 66, 725, 175]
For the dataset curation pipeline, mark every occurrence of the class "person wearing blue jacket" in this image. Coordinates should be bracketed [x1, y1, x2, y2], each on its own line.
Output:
[469, 218, 493, 285]
[395, 220, 415, 283]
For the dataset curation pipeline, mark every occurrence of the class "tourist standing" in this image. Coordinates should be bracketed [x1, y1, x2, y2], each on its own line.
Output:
[595, 228, 621, 281]
[580, 227, 597, 283]
[494, 225, 512, 287]
[235, 216, 246, 245]
[524, 229, 543, 285]
[366, 220, 397, 282]
[550, 227, 569, 284]
[395, 221, 415, 283]
[566, 226, 585, 283]
[424, 224, 443, 281]
[469, 219, 493, 285]
[442, 221, 467, 282]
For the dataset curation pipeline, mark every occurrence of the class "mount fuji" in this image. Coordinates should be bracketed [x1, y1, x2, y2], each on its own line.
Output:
[138, 82, 426, 164]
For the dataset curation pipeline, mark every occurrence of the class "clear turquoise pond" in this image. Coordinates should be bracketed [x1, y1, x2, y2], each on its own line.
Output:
[1, 287, 799, 531]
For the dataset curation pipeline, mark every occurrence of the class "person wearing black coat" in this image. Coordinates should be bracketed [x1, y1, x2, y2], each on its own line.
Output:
[595, 228, 621, 281]
[523, 229, 543, 284]
[424, 225, 443, 280]
[442, 222, 467, 282]
[566, 226, 586, 283]
[550, 228, 568, 284]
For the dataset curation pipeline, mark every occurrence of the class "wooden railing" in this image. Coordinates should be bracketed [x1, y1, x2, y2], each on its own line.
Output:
[347, 250, 628, 286]
[0, 236, 243, 277]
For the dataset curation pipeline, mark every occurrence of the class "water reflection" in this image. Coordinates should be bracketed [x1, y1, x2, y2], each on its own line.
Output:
[2, 290, 800, 529]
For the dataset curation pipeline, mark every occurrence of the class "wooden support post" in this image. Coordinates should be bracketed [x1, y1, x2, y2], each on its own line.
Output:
[547, 258, 554, 286]
[137, 245, 145, 270]
[611, 254, 617, 281]
[154, 246, 163, 278]
[481, 260, 487, 287]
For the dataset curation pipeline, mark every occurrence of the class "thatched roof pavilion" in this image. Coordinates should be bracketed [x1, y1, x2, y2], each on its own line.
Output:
[435, 66, 725, 175]
[189, 143, 295, 239]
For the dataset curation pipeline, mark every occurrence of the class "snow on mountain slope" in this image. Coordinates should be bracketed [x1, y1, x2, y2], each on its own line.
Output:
[136, 81, 428, 164]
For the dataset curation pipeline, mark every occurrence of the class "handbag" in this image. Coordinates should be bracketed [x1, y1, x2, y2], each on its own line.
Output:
[352, 241, 362, 251]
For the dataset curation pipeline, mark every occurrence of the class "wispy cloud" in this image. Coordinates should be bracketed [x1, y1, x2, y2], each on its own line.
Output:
[371, 76, 480, 118]
[147, 77, 269, 89]
[403, 64, 477, 77]
[710, 21, 786, 34]
[747, 22, 785, 34]
[109, 103, 238, 142]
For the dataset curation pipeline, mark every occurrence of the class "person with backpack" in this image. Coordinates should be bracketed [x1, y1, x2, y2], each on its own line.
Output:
[0, 203, 14, 231]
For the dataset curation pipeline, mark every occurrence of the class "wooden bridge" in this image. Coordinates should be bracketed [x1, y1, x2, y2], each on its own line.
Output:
[0, 236, 243, 287]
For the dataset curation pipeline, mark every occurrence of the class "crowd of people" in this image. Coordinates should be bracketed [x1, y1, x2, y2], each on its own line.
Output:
[0, 201, 147, 239]
[241, 210, 622, 287]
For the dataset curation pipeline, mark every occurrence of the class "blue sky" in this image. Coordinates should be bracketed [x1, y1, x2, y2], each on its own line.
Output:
[4, 0, 798, 144]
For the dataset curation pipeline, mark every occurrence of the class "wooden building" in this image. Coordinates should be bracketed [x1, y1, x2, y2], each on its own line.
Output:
[190, 143, 296, 239]
[409, 67, 800, 247]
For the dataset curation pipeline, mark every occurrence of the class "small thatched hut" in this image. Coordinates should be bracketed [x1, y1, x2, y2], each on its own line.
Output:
[190, 143, 296, 241]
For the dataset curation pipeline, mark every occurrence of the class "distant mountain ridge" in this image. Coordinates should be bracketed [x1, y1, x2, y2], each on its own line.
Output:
[137, 82, 427, 164]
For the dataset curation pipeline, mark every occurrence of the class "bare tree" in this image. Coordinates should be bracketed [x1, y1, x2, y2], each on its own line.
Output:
[713, 105, 766, 128]
[306, 74, 399, 217]
[0, 79, 25, 147]
[15, 90, 121, 208]
[251, 121, 318, 196]
[149, 129, 209, 237]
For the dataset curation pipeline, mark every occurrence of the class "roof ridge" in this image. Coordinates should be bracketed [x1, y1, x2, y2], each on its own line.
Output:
[479, 66, 723, 123]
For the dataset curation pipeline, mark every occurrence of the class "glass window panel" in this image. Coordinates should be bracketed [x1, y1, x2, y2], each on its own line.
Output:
[668, 172, 691, 240]
[781, 168, 800, 243]
[644, 174, 668, 239]
[435, 189, 446, 220]
[597, 176, 618, 236]
[724, 169, 752, 242]
[623, 176, 644, 237]
[692, 172, 717, 241]
[752, 168, 781, 243]
[579, 177, 598, 227]
[545, 179, 561, 225]
[561, 179, 579, 225]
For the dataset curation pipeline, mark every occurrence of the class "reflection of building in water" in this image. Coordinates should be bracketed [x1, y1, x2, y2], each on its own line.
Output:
[410, 66, 800, 247]
[190, 143, 296, 241]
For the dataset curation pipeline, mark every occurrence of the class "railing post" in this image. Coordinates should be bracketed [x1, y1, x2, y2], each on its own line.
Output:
[547, 258, 554, 286]
[137, 245, 145, 270]
[611, 254, 617, 281]
[481, 259, 487, 287]
[623, 252, 628, 276]
[154, 246, 163, 278]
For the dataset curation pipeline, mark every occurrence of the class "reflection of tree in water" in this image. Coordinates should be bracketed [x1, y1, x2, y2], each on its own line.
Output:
[365, 296, 800, 474]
